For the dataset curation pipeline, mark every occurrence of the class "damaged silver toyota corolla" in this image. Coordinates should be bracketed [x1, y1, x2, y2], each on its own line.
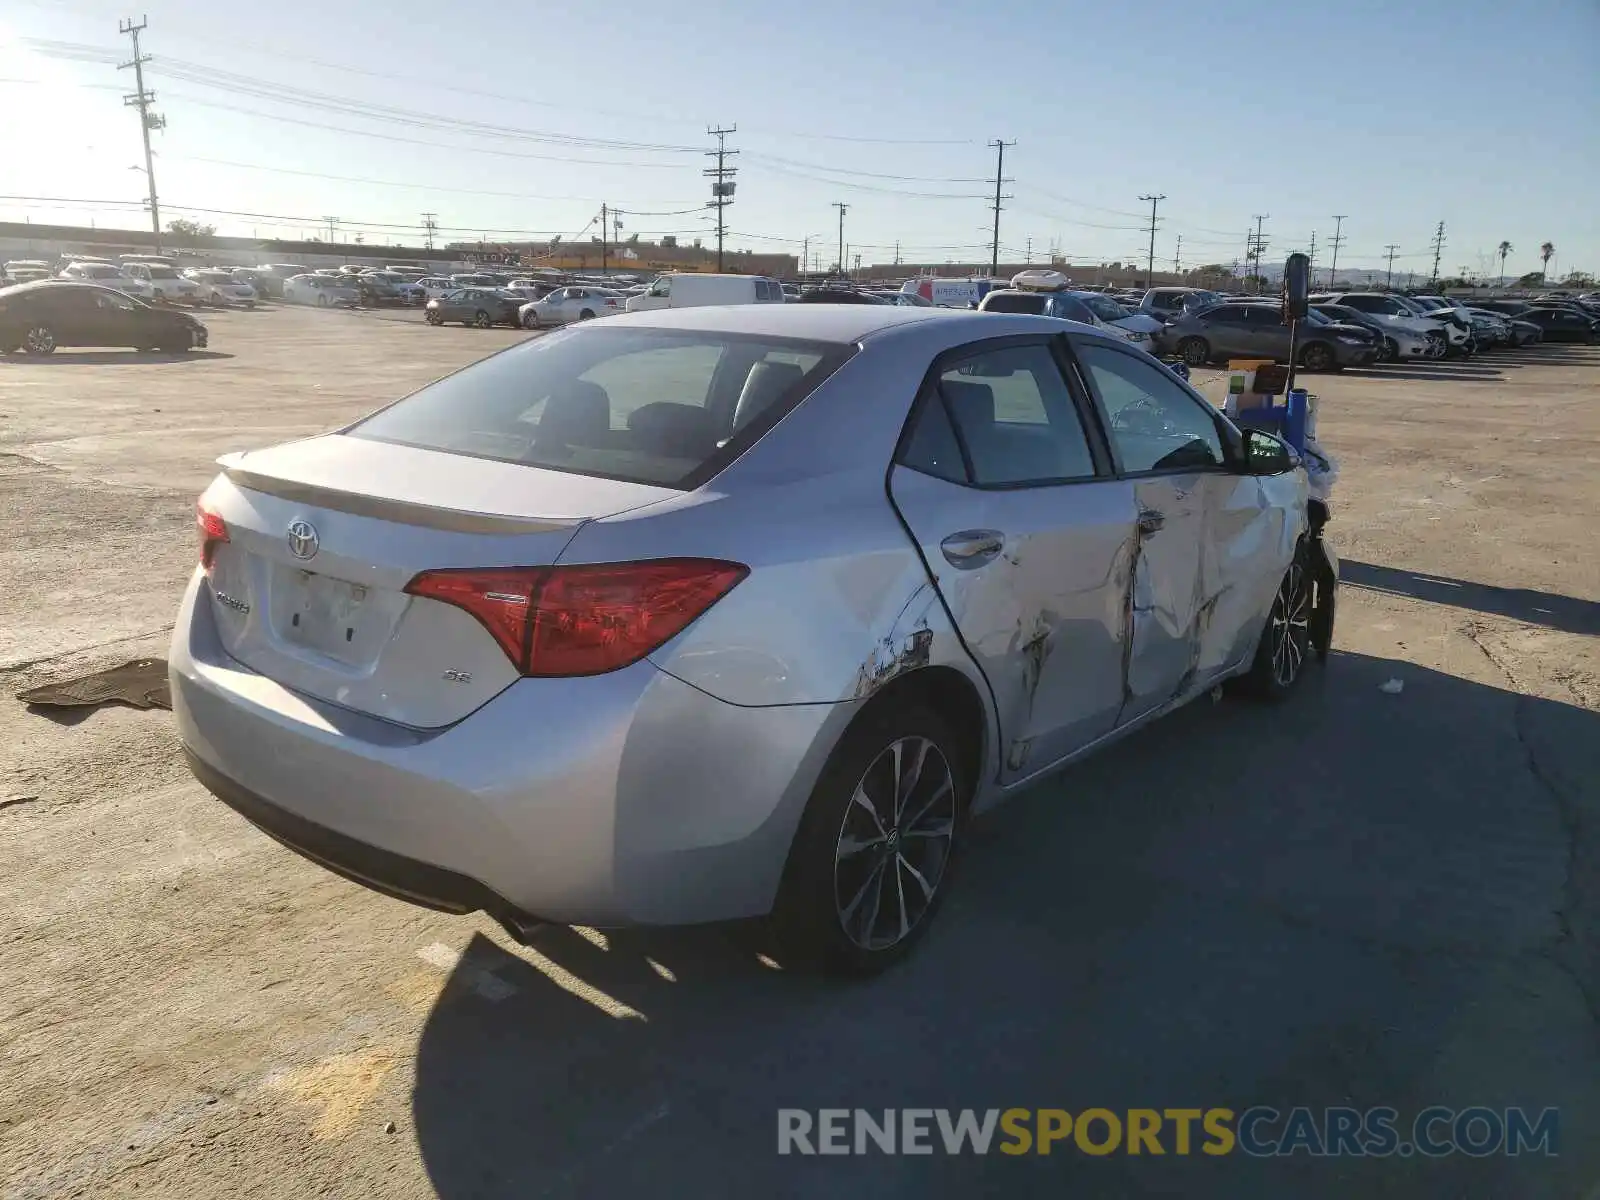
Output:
[171, 304, 1336, 975]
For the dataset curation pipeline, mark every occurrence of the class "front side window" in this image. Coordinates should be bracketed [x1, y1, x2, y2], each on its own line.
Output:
[913, 342, 1097, 486]
[1076, 341, 1224, 474]
[350, 328, 849, 488]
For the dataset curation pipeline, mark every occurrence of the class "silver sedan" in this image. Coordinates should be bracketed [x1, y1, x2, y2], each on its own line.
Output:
[171, 306, 1335, 974]
[518, 285, 624, 328]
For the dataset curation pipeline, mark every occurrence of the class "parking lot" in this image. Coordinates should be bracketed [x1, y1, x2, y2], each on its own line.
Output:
[2, 303, 1597, 1198]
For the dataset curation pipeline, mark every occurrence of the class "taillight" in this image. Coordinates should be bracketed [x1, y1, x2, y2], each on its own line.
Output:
[196, 502, 228, 570]
[405, 559, 746, 677]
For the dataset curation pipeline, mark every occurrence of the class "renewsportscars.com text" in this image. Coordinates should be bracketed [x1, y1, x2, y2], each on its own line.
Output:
[777, 1106, 1559, 1157]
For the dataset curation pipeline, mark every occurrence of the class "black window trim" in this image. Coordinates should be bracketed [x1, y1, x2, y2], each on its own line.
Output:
[1059, 334, 1241, 480]
[891, 332, 1115, 492]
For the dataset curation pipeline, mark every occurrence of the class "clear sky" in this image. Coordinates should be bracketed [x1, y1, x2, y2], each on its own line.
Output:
[1, 0, 1596, 278]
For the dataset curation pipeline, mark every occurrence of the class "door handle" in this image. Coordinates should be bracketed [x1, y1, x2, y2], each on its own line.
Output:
[1137, 509, 1166, 535]
[940, 530, 1004, 568]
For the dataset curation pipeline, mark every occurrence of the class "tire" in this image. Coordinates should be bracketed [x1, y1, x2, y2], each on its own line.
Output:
[773, 702, 968, 976]
[1300, 341, 1335, 371]
[522, 311, 540, 329]
[1178, 336, 1209, 366]
[473, 309, 491, 329]
[425, 310, 442, 326]
[22, 325, 56, 355]
[1380, 337, 1399, 363]
[1238, 554, 1313, 701]
[316, 294, 330, 308]
[578, 308, 596, 321]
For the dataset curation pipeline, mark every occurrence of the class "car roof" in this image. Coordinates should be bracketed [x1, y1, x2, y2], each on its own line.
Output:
[603, 302, 1124, 348]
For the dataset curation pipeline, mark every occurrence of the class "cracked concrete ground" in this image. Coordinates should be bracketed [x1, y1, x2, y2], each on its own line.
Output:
[1, 307, 1596, 1198]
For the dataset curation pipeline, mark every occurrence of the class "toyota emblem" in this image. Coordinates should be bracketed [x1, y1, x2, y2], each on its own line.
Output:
[286, 519, 320, 560]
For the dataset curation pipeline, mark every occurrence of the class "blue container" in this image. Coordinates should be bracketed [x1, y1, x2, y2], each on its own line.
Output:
[1283, 388, 1309, 452]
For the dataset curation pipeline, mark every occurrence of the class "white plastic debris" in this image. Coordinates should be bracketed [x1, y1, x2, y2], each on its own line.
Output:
[1379, 678, 1405, 695]
[1300, 436, 1340, 502]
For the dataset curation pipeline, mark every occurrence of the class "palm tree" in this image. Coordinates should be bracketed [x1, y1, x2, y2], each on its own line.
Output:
[1497, 241, 1512, 285]
[1540, 242, 1555, 283]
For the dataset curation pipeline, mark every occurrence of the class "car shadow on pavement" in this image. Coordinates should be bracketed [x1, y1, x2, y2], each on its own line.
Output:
[410, 650, 1599, 1200]
[1341, 561, 1600, 636]
[1342, 363, 1506, 383]
[0, 350, 234, 365]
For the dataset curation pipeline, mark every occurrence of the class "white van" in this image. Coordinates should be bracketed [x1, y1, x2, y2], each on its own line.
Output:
[624, 273, 786, 312]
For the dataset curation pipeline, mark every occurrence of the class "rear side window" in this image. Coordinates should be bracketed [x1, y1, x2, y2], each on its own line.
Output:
[349, 328, 851, 488]
[982, 293, 1046, 315]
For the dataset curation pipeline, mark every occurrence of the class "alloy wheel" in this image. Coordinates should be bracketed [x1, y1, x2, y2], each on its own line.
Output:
[1268, 563, 1311, 688]
[23, 326, 56, 354]
[832, 736, 957, 952]
[474, 310, 491, 328]
[1181, 338, 1208, 367]
[1303, 343, 1334, 371]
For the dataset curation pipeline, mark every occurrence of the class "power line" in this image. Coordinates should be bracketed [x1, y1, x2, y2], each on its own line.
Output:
[988, 139, 1015, 278]
[704, 124, 738, 272]
[118, 15, 164, 252]
[1139, 193, 1165, 285]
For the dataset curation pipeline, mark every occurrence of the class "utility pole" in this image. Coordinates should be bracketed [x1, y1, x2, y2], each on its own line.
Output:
[1139, 193, 1165, 286]
[1247, 215, 1270, 293]
[1326, 214, 1347, 287]
[600, 203, 608, 276]
[894, 240, 901, 267]
[704, 125, 738, 272]
[1025, 236, 1032, 264]
[1307, 230, 1317, 277]
[1173, 234, 1182, 274]
[833, 202, 848, 277]
[118, 16, 164, 253]
[1384, 244, 1400, 288]
[324, 216, 339, 246]
[988, 139, 1015, 278]
[1429, 222, 1446, 284]
[421, 212, 438, 251]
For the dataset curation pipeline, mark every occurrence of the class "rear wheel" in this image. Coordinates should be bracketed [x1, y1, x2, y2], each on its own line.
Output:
[473, 309, 491, 329]
[1239, 556, 1312, 701]
[316, 294, 330, 308]
[578, 308, 596, 321]
[22, 325, 56, 355]
[773, 703, 967, 975]
[1178, 336, 1210, 367]
[425, 309, 442, 326]
[522, 311, 540, 329]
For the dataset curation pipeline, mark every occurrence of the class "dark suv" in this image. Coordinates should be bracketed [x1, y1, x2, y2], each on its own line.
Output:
[1158, 301, 1379, 369]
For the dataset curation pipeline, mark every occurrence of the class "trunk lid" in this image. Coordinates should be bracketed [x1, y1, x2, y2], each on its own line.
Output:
[201, 435, 678, 727]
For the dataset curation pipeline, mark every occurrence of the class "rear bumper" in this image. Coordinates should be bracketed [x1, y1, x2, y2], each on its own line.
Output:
[171, 572, 846, 926]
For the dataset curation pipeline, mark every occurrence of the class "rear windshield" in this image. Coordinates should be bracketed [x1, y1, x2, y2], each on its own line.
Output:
[348, 326, 853, 488]
[982, 293, 1046, 315]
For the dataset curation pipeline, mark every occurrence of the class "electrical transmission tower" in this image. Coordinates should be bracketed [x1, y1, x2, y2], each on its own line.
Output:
[704, 125, 738, 272]
[988, 139, 1015, 278]
[1139, 194, 1165, 286]
[118, 16, 165, 252]
[421, 212, 438, 251]
[1429, 222, 1447, 284]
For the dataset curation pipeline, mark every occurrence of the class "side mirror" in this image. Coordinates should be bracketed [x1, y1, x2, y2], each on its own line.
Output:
[1241, 427, 1294, 476]
[1282, 252, 1310, 322]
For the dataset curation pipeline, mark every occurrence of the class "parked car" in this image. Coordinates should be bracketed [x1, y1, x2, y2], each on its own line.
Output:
[504, 279, 561, 301]
[363, 272, 426, 306]
[1324, 292, 1473, 356]
[57, 262, 157, 302]
[797, 287, 890, 304]
[249, 265, 310, 299]
[5, 259, 54, 286]
[450, 273, 501, 288]
[1408, 295, 1503, 350]
[1311, 302, 1442, 361]
[624, 273, 787, 313]
[171, 304, 1332, 975]
[351, 274, 403, 306]
[425, 287, 524, 328]
[283, 274, 360, 307]
[1520, 307, 1600, 343]
[417, 276, 458, 300]
[0, 281, 208, 354]
[184, 269, 258, 308]
[978, 288, 1154, 354]
[121, 261, 203, 306]
[1160, 301, 1379, 369]
[519, 285, 625, 327]
[1139, 287, 1224, 325]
